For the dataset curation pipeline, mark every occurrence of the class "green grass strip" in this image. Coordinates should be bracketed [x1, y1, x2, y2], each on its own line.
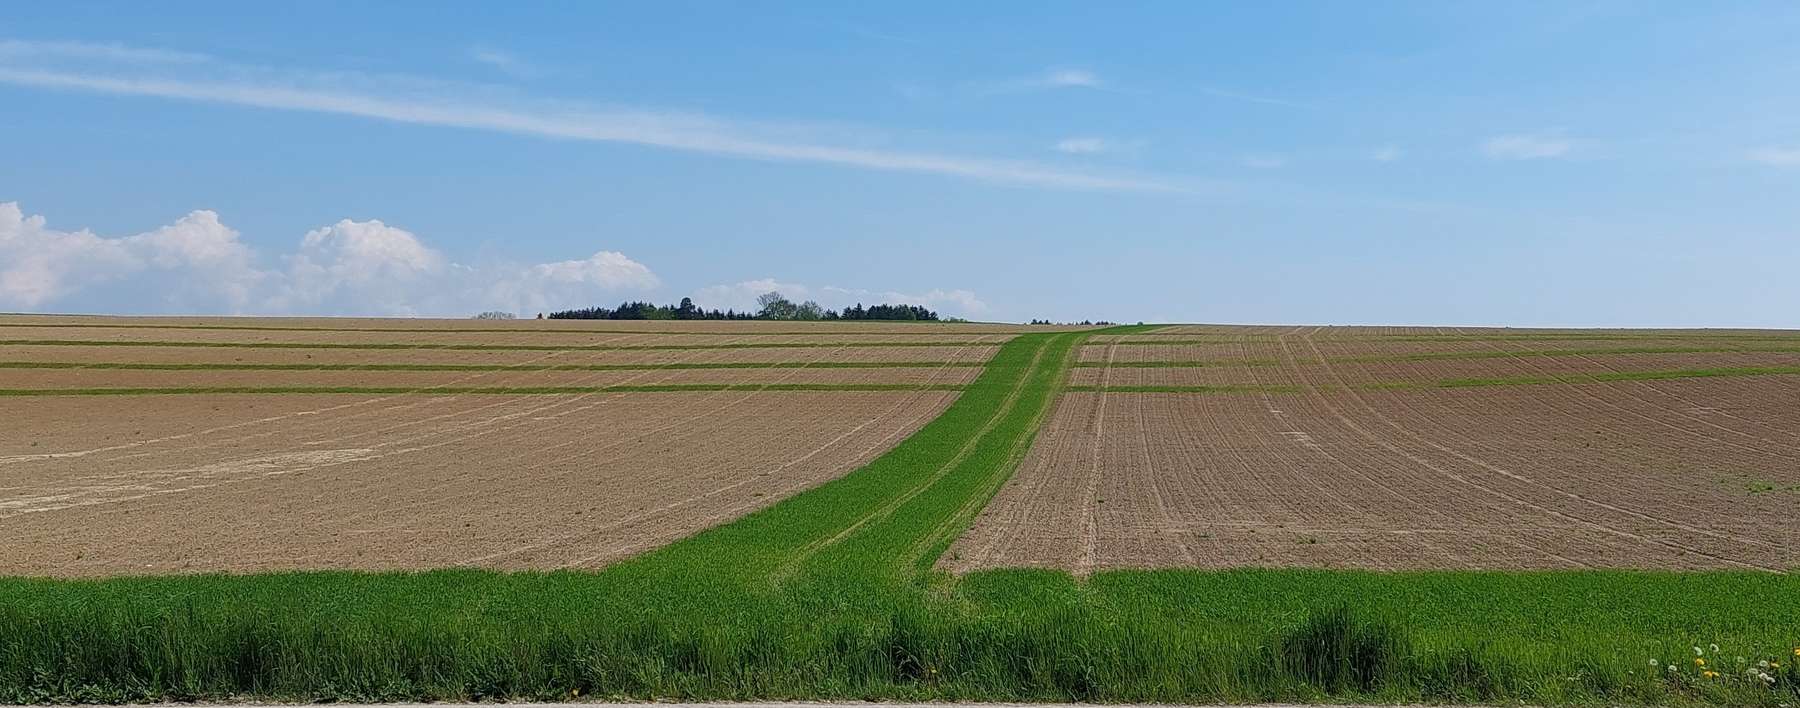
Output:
[0, 383, 965, 397]
[0, 360, 984, 372]
[0, 338, 995, 352]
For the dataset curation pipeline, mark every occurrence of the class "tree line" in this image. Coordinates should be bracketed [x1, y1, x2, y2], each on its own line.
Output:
[547, 292, 944, 322]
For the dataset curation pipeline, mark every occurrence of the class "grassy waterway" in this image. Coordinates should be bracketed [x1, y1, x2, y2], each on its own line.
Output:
[2, 326, 1796, 705]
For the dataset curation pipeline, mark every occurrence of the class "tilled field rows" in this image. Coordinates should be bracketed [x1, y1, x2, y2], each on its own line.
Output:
[0, 315, 1074, 335]
[0, 366, 982, 390]
[0, 319, 1029, 577]
[950, 326, 1800, 572]
[1, 386, 958, 576]
[0, 344, 1000, 367]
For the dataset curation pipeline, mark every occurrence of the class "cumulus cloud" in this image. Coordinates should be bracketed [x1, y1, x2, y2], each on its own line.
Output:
[0, 202, 657, 316]
[1746, 146, 1800, 167]
[0, 203, 259, 310]
[694, 278, 988, 318]
[1481, 133, 1572, 160]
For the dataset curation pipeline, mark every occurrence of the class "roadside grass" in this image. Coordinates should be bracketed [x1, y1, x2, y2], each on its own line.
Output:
[0, 338, 995, 352]
[3, 325, 1796, 705]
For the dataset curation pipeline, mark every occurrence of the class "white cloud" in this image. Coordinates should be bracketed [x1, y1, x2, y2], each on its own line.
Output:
[0, 43, 1178, 194]
[1039, 69, 1101, 89]
[1746, 146, 1800, 167]
[0, 202, 657, 316]
[692, 278, 816, 313]
[980, 68, 1105, 94]
[0, 202, 258, 309]
[1481, 133, 1572, 160]
[1054, 137, 1108, 154]
[0, 39, 209, 64]
[1372, 145, 1403, 162]
[1242, 154, 1287, 169]
[695, 279, 988, 318]
[1198, 86, 1313, 110]
[824, 286, 989, 315]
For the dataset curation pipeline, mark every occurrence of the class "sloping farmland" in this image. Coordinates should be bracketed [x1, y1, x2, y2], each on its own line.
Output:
[947, 325, 1800, 572]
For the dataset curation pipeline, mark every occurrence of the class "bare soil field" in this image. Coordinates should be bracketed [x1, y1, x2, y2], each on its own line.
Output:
[0, 343, 1002, 367]
[949, 327, 1800, 573]
[1, 389, 954, 576]
[0, 314, 1070, 334]
[0, 327, 1013, 347]
[0, 365, 980, 390]
[0, 317, 1024, 577]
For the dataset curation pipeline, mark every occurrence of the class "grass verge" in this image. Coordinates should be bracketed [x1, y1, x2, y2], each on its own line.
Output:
[2, 325, 1795, 705]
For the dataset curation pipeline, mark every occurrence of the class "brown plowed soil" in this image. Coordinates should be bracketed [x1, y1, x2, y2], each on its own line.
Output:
[2, 390, 955, 576]
[0, 314, 1075, 334]
[0, 317, 994, 577]
[0, 365, 980, 390]
[948, 326, 1800, 573]
[0, 327, 1013, 347]
[0, 344, 1001, 367]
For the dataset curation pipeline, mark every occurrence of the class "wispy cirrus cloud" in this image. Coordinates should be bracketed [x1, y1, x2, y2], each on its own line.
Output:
[0, 40, 1182, 194]
[0, 39, 210, 64]
[1746, 146, 1800, 167]
[979, 67, 1106, 94]
[1053, 137, 1108, 154]
[1481, 133, 1573, 160]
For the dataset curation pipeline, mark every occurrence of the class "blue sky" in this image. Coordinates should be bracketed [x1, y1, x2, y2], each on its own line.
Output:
[3, 2, 1798, 325]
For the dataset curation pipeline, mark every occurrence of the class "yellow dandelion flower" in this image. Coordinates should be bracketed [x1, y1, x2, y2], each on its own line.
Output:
[1703, 670, 1720, 679]
[1695, 658, 1706, 666]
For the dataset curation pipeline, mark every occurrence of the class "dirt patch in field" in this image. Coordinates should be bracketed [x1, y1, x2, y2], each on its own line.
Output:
[950, 326, 1800, 572]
